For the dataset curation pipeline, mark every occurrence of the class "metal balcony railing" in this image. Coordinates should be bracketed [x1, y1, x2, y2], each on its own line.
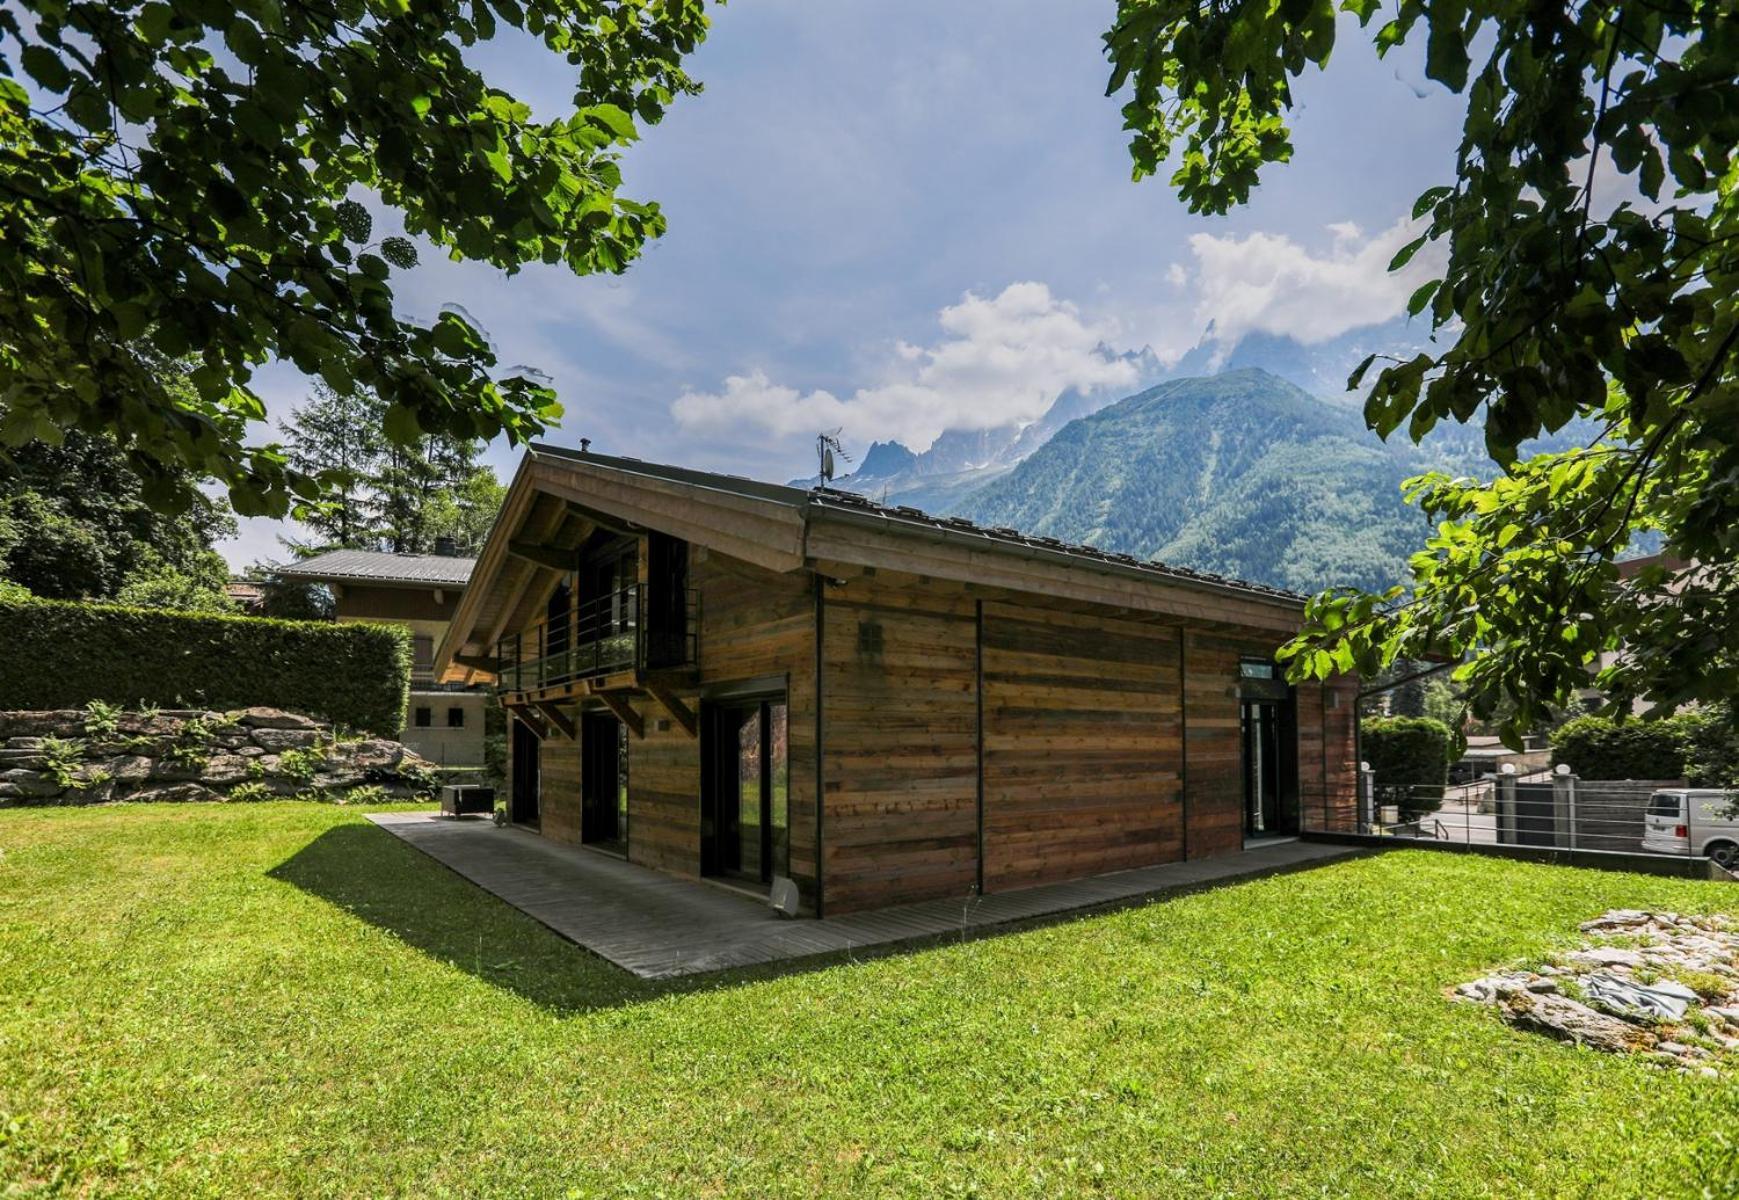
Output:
[494, 584, 697, 694]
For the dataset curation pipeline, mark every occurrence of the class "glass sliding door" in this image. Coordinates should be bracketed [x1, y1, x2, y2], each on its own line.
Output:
[1241, 700, 1281, 836]
[703, 696, 789, 887]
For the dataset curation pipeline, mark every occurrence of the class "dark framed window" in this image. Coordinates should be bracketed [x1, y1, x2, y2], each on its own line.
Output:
[414, 706, 432, 728]
[1239, 659, 1278, 679]
[447, 707, 464, 728]
[413, 636, 435, 672]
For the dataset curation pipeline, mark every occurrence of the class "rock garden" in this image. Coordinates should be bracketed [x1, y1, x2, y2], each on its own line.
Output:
[0, 703, 437, 805]
[1455, 909, 1739, 1075]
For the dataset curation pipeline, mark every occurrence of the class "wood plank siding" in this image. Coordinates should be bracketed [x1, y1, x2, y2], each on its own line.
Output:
[980, 601, 1184, 892]
[819, 575, 980, 914]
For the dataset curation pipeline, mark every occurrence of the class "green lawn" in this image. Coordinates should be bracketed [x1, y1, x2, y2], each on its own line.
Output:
[4, 804, 1739, 1198]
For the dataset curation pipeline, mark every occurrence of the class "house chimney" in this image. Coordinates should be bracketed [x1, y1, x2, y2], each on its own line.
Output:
[433, 535, 458, 557]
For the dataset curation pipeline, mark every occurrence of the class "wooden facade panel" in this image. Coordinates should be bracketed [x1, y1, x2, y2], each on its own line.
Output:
[627, 695, 702, 875]
[1181, 631, 1246, 859]
[539, 714, 583, 845]
[820, 578, 978, 915]
[981, 600, 1183, 892]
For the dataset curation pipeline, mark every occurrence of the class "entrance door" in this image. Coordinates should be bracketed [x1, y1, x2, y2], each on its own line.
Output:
[510, 716, 541, 827]
[1240, 699, 1298, 837]
[581, 713, 628, 854]
[701, 697, 788, 886]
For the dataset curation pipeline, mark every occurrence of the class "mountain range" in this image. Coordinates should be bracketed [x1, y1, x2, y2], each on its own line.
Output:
[794, 319, 1600, 595]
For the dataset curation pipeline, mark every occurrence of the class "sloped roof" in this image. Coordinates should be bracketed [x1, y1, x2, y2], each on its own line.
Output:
[276, 549, 475, 588]
[437, 445, 1309, 677]
[530, 443, 1303, 604]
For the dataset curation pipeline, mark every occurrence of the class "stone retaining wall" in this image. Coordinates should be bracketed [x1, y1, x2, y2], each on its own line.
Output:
[0, 707, 435, 805]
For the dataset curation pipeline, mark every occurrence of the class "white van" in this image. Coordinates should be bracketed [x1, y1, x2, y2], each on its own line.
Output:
[1643, 789, 1739, 865]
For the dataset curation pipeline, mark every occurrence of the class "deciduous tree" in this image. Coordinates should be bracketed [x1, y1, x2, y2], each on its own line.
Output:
[0, 0, 709, 516]
[1104, 0, 1739, 741]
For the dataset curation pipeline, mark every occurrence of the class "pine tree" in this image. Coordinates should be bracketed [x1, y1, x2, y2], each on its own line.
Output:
[280, 383, 500, 555]
[281, 384, 385, 549]
[369, 435, 483, 554]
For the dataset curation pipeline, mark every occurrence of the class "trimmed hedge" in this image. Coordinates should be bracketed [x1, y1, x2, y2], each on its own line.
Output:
[1365, 716, 1453, 818]
[1550, 713, 1694, 781]
[0, 598, 410, 734]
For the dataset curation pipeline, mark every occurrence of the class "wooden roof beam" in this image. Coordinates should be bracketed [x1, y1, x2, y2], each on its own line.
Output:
[508, 540, 576, 572]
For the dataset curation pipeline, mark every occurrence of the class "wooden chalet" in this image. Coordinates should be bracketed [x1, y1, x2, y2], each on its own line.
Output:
[437, 444, 1358, 917]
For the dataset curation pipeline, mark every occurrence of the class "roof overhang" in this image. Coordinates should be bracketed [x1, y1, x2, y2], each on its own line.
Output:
[435, 445, 1307, 678]
[273, 570, 470, 593]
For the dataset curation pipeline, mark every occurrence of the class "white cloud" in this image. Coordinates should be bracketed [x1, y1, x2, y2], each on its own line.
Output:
[1186, 217, 1444, 346]
[670, 282, 1140, 451]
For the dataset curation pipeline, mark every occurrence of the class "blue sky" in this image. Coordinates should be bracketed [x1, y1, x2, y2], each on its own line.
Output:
[222, 0, 1466, 567]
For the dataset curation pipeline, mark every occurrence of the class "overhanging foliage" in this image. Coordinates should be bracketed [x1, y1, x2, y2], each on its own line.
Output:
[1104, 0, 1739, 742]
[0, 0, 710, 515]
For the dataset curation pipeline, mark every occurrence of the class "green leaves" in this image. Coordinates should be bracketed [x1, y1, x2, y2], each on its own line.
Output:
[379, 237, 418, 269]
[20, 46, 71, 92]
[0, 0, 712, 519]
[335, 200, 373, 244]
[1109, 0, 1739, 728]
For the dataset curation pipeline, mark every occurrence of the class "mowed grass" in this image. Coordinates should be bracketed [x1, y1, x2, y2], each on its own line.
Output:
[4, 805, 1739, 1198]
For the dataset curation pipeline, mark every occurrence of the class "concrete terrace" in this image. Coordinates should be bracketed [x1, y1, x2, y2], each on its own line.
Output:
[369, 812, 1359, 979]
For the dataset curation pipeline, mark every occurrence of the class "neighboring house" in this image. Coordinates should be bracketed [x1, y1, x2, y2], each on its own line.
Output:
[437, 445, 1359, 917]
[1580, 551, 1696, 715]
[277, 546, 487, 766]
[223, 578, 267, 613]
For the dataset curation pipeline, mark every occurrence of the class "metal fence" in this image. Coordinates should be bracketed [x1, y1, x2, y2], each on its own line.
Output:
[1300, 770, 1731, 864]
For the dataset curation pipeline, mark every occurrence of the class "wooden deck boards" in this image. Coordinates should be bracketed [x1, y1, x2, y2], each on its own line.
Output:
[368, 812, 1358, 979]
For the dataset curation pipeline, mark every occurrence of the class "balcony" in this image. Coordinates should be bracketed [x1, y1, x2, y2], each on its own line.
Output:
[494, 584, 697, 697]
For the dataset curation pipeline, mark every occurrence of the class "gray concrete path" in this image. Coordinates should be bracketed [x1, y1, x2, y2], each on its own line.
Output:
[368, 812, 1358, 979]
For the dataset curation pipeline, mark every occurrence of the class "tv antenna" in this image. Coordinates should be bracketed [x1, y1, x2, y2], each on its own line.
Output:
[816, 430, 850, 487]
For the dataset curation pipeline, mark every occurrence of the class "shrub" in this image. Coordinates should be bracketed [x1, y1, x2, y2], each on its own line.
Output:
[274, 746, 327, 783]
[38, 737, 86, 789]
[82, 699, 121, 737]
[1682, 704, 1739, 789]
[0, 597, 409, 734]
[1364, 716, 1453, 818]
[1550, 715, 1691, 780]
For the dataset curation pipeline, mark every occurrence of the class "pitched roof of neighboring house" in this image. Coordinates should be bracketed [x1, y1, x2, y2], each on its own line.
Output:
[436, 443, 1309, 677]
[276, 549, 476, 589]
[1616, 550, 1692, 580]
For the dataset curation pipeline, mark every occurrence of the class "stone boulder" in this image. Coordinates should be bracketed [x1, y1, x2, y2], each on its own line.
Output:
[150, 756, 208, 782]
[230, 707, 321, 731]
[250, 727, 321, 752]
[114, 712, 198, 738]
[104, 755, 154, 783]
[0, 711, 84, 740]
[200, 755, 254, 786]
[338, 739, 407, 771]
[129, 782, 225, 804]
[0, 768, 64, 798]
[1502, 990, 1658, 1053]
